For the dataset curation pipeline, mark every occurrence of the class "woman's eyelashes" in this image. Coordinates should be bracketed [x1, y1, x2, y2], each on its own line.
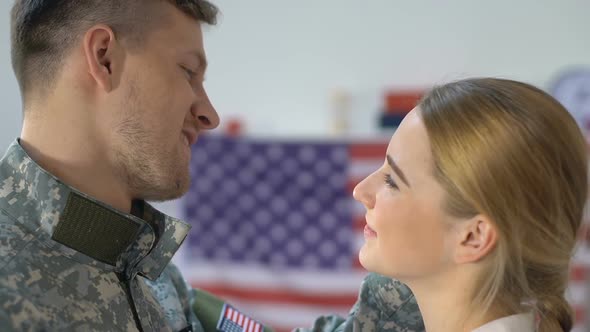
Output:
[384, 173, 399, 190]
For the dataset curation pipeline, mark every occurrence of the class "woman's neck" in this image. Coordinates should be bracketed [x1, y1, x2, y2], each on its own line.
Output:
[406, 269, 504, 332]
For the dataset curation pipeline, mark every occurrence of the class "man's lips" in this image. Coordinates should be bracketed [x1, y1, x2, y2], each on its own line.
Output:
[182, 129, 198, 146]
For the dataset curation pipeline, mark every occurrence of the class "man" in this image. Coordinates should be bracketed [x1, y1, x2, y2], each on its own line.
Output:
[0, 1, 424, 331]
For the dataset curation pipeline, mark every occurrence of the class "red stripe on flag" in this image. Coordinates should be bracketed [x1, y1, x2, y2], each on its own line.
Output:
[192, 283, 358, 306]
[226, 307, 232, 318]
[272, 326, 298, 332]
[571, 264, 587, 282]
[232, 309, 238, 321]
[243, 317, 250, 330]
[385, 91, 423, 113]
[347, 179, 358, 194]
[353, 216, 365, 232]
[574, 304, 585, 323]
[350, 144, 388, 159]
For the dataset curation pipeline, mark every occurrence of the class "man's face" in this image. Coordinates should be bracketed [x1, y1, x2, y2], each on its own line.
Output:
[104, 4, 219, 201]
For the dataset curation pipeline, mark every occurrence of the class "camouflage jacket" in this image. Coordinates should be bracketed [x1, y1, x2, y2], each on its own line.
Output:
[0, 140, 202, 331]
[0, 139, 425, 332]
[296, 273, 425, 332]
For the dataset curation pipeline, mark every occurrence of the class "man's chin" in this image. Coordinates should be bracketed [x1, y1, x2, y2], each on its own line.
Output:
[141, 177, 190, 202]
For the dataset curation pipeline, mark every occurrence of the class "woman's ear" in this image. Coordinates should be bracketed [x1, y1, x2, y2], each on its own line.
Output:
[453, 215, 497, 264]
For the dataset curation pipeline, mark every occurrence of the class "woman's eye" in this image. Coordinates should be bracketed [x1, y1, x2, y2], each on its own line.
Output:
[384, 174, 398, 189]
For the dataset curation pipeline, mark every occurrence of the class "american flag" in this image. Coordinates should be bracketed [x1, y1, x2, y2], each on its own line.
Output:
[179, 133, 590, 332]
[180, 134, 387, 331]
[217, 304, 263, 332]
[570, 223, 590, 332]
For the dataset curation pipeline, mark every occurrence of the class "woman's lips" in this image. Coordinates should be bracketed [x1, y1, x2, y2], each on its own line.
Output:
[363, 224, 377, 238]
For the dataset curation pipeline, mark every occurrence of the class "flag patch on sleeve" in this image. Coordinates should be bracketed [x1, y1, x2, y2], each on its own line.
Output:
[217, 304, 263, 332]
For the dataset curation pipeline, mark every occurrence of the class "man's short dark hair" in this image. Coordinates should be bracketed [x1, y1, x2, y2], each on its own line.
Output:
[10, 0, 218, 99]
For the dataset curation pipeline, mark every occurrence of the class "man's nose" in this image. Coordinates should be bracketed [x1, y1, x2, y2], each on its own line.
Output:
[192, 91, 220, 130]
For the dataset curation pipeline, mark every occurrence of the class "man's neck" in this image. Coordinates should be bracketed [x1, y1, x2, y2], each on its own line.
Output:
[20, 117, 133, 214]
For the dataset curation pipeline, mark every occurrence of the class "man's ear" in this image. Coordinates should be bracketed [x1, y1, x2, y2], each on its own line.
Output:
[82, 24, 120, 93]
[454, 215, 497, 264]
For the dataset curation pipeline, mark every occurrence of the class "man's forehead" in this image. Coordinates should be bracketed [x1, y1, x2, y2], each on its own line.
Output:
[148, 22, 205, 64]
[152, 4, 205, 46]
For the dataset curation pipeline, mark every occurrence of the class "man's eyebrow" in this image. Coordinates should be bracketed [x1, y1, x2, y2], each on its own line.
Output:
[387, 154, 410, 187]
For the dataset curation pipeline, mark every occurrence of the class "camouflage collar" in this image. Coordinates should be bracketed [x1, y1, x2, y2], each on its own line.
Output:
[0, 139, 191, 280]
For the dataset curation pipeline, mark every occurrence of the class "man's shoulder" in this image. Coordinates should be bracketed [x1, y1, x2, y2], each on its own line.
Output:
[0, 268, 113, 332]
[0, 209, 31, 271]
[0, 211, 70, 292]
[0, 285, 46, 332]
[355, 273, 424, 332]
[146, 261, 191, 301]
[0, 243, 57, 332]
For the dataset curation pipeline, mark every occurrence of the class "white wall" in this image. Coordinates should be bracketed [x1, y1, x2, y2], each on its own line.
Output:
[0, 1, 22, 151]
[1, 0, 589, 148]
[203, 0, 590, 138]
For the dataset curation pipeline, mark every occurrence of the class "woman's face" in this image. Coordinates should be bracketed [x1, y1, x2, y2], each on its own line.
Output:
[353, 108, 461, 282]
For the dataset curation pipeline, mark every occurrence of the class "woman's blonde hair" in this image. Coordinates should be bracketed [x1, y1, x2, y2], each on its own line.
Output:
[419, 78, 588, 332]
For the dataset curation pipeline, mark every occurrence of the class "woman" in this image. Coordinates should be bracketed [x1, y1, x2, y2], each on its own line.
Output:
[353, 78, 587, 332]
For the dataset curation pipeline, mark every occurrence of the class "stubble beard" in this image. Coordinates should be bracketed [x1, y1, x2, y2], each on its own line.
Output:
[113, 86, 190, 202]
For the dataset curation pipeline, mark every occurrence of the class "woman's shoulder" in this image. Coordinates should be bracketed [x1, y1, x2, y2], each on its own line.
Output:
[472, 313, 535, 332]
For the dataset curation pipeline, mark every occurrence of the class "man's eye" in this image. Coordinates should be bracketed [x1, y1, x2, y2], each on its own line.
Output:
[182, 66, 196, 80]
